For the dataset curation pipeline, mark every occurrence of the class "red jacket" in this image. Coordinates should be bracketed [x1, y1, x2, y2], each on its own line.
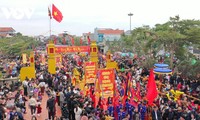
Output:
[37, 106, 42, 114]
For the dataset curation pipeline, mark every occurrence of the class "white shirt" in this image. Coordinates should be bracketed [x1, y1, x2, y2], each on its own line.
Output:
[23, 81, 28, 87]
[63, 75, 67, 80]
[0, 91, 4, 96]
[38, 82, 45, 87]
[155, 111, 158, 120]
[29, 97, 37, 106]
[74, 107, 82, 120]
[39, 74, 44, 80]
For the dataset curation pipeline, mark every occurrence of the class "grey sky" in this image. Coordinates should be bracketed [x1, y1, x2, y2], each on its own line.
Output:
[0, 0, 200, 36]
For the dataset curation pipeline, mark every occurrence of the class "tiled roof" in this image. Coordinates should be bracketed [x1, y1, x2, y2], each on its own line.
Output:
[98, 29, 124, 35]
[0, 27, 15, 32]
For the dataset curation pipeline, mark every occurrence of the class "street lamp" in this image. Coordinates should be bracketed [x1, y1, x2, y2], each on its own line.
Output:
[128, 13, 133, 33]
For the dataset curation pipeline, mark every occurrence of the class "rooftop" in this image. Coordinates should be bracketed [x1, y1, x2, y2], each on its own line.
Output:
[0, 27, 15, 32]
[98, 29, 124, 35]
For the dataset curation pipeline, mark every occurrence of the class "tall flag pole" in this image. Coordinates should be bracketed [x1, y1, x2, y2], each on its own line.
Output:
[48, 5, 52, 39]
[49, 4, 63, 42]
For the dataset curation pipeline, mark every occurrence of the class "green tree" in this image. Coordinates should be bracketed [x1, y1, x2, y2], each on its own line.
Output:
[120, 16, 200, 78]
[153, 16, 200, 68]
[0, 36, 41, 56]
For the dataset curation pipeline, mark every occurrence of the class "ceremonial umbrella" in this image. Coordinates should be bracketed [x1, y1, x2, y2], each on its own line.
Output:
[121, 53, 126, 57]
[153, 68, 172, 74]
[128, 53, 134, 58]
[154, 63, 169, 68]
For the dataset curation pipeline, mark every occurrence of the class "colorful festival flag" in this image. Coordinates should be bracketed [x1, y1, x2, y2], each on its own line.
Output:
[52, 4, 63, 22]
[146, 69, 158, 105]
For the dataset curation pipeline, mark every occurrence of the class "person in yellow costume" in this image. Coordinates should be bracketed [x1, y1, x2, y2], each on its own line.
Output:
[105, 112, 114, 120]
[84, 84, 89, 96]
[73, 67, 80, 85]
[166, 87, 184, 101]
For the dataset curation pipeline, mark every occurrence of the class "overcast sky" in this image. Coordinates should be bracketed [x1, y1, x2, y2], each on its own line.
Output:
[0, 0, 199, 36]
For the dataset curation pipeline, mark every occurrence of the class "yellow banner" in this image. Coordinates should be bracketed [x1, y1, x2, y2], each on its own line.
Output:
[20, 67, 35, 81]
[48, 57, 56, 74]
[22, 54, 27, 64]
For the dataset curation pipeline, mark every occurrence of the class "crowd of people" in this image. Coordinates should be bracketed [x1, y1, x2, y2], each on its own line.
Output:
[0, 52, 199, 120]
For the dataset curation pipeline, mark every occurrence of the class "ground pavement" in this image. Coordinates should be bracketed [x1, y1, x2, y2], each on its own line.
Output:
[24, 93, 61, 120]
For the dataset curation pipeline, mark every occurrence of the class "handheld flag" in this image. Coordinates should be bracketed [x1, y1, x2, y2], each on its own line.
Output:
[52, 4, 63, 22]
[146, 69, 158, 105]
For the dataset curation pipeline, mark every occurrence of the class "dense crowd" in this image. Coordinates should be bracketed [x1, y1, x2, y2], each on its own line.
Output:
[0, 53, 199, 120]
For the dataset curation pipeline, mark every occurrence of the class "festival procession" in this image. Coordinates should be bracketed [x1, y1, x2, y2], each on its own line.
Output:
[0, 0, 200, 120]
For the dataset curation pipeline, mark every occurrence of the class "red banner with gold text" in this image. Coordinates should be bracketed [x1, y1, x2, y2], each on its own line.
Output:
[84, 62, 97, 83]
[56, 54, 62, 68]
[98, 69, 114, 98]
[55, 46, 90, 53]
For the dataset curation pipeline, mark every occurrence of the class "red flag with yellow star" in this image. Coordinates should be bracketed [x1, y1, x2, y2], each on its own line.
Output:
[52, 4, 63, 22]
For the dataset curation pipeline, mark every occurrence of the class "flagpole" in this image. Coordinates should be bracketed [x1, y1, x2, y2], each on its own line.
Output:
[48, 4, 52, 41]
[50, 14, 51, 38]
[49, 13, 51, 37]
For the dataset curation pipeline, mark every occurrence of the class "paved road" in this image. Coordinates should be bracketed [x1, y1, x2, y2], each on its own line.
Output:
[23, 93, 62, 120]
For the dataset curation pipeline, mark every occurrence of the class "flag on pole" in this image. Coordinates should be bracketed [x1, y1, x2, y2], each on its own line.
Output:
[62, 38, 66, 45]
[87, 33, 91, 45]
[136, 82, 141, 100]
[52, 4, 63, 23]
[70, 36, 75, 46]
[54, 37, 57, 44]
[146, 69, 158, 105]
[80, 37, 83, 45]
[48, 7, 52, 19]
[94, 79, 100, 108]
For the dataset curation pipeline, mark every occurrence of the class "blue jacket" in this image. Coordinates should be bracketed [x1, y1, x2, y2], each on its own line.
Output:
[116, 104, 123, 113]
[118, 111, 126, 120]
[108, 106, 114, 117]
[140, 106, 147, 120]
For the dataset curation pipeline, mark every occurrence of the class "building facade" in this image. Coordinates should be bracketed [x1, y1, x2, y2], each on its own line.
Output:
[0, 27, 15, 38]
[81, 28, 124, 53]
[93, 28, 124, 53]
[94, 28, 124, 42]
